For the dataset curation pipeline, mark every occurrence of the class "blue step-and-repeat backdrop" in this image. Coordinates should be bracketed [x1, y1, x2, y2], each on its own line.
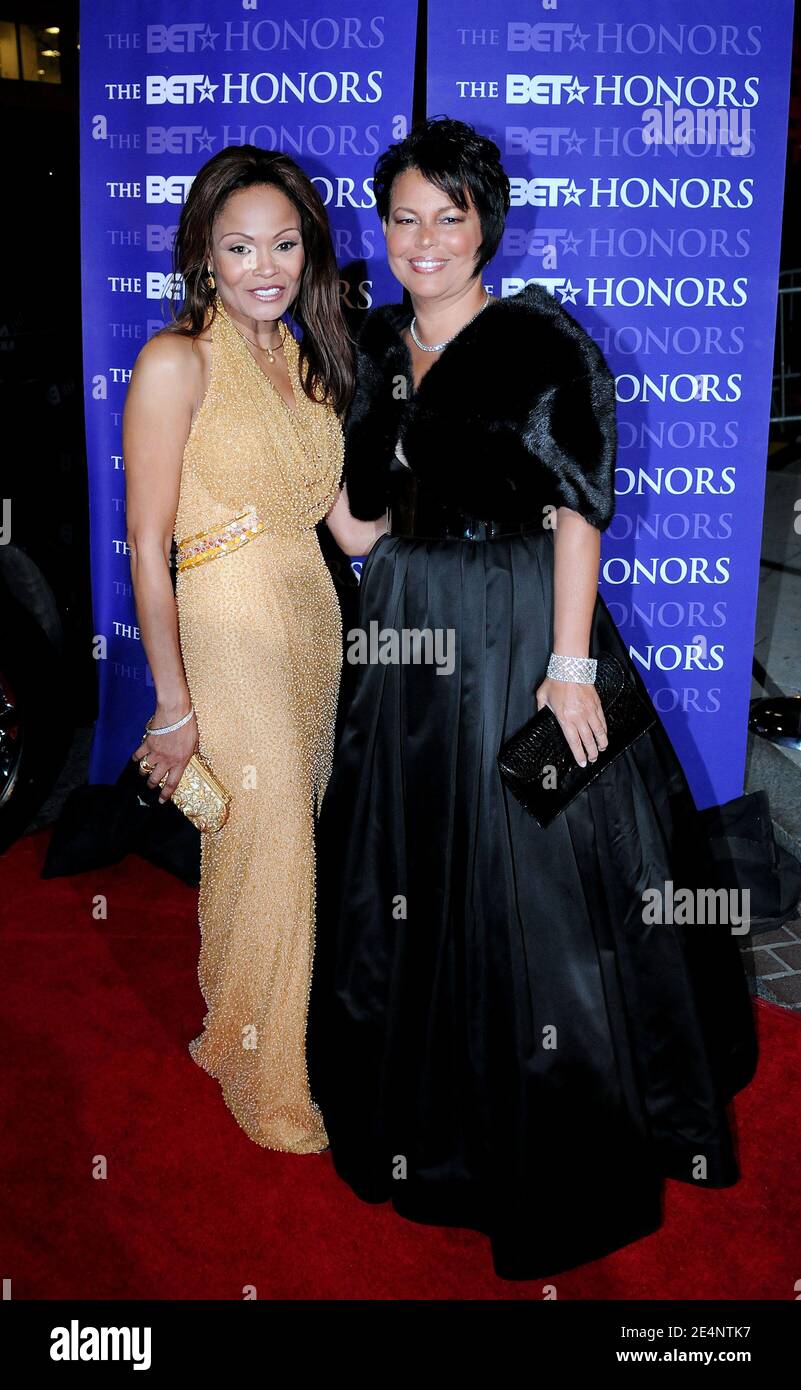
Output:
[80, 0, 794, 809]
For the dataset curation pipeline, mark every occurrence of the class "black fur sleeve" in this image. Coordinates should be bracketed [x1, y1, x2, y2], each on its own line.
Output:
[524, 352, 618, 532]
[342, 309, 407, 522]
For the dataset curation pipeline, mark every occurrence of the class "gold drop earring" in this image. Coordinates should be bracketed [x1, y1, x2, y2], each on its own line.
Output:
[206, 263, 216, 292]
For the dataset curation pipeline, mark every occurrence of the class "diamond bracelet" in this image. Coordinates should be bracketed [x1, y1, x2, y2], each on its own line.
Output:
[546, 653, 597, 685]
[145, 706, 195, 736]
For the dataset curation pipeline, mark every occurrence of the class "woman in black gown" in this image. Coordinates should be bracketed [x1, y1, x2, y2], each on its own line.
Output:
[308, 117, 758, 1280]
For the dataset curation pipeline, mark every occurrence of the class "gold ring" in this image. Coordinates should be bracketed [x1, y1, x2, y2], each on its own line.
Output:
[158, 773, 169, 789]
[139, 758, 154, 774]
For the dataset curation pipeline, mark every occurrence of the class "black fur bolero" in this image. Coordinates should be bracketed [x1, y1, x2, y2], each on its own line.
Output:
[343, 281, 618, 531]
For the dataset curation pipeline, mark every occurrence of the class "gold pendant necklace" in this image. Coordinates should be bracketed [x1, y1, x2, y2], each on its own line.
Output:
[216, 298, 342, 516]
[214, 297, 286, 362]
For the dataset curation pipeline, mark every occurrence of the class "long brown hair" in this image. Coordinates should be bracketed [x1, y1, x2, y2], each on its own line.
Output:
[168, 146, 354, 415]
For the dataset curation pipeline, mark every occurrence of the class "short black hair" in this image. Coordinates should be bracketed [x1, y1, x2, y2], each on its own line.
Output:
[373, 116, 511, 276]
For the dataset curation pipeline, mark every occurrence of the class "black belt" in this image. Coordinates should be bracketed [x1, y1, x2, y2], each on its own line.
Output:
[388, 509, 540, 540]
[387, 460, 540, 541]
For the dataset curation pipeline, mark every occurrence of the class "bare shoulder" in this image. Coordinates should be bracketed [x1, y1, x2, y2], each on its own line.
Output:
[134, 322, 203, 372]
[131, 319, 212, 411]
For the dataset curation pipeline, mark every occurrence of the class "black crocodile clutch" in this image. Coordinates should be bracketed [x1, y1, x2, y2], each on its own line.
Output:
[497, 653, 657, 828]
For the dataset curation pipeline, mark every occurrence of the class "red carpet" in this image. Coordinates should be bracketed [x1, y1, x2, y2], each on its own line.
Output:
[1, 828, 798, 1300]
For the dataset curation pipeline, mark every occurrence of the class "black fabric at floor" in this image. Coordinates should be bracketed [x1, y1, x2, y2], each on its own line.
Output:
[40, 757, 200, 886]
[698, 788, 801, 934]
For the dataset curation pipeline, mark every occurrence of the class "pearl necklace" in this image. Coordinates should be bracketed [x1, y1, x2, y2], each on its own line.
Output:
[410, 287, 492, 353]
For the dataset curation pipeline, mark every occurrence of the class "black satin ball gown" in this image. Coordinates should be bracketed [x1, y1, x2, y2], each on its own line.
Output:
[307, 459, 759, 1281]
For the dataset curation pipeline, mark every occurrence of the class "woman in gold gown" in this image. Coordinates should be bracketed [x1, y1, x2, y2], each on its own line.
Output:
[123, 147, 385, 1153]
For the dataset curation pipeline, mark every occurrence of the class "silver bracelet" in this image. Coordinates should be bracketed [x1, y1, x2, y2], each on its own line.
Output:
[547, 653, 597, 685]
[145, 706, 195, 736]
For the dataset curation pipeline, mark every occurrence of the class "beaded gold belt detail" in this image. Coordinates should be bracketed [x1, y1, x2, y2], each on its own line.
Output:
[176, 508, 267, 572]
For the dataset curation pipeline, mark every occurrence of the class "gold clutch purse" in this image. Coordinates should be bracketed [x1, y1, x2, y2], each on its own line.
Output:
[172, 753, 232, 833]
[141, 716, 232, 833]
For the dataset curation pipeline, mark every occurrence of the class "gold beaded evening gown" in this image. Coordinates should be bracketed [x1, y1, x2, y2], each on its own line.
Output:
[173, 298, 343, 1153]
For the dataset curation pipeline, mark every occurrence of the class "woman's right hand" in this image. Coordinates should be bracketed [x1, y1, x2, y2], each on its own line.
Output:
[132, 707, 199, 803]
[535, 676, 608, 769]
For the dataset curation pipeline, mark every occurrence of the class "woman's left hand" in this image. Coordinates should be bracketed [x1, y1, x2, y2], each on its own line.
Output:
[132, 708, 198, 802]
[535, 676, 608, 768]
[324, 482, 388, 556]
